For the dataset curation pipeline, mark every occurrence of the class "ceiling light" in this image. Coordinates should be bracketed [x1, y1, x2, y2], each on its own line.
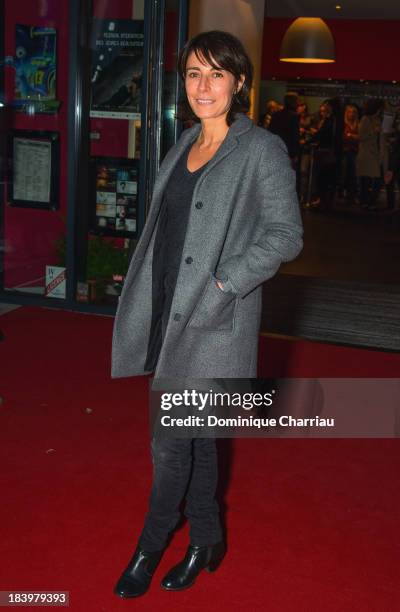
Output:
[280, 17, 336, 63]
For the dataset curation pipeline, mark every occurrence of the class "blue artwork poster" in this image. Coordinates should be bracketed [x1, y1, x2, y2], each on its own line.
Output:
[14, 25, 57, 101]
[90, 19, 144, 120]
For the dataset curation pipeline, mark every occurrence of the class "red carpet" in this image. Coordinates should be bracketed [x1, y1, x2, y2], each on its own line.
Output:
[0, 306, 399, 611]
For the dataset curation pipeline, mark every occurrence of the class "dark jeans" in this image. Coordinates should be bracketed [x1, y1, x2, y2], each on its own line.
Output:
[142, 269, 222, 551]
[314, 149, 337, 208]
[137, 434, 223, 552]
[343, 150, 358, 196]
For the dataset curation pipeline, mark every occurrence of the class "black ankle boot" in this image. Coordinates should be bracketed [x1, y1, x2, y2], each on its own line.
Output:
[160, 541, 226, 591]
[114, 545, 164, 598]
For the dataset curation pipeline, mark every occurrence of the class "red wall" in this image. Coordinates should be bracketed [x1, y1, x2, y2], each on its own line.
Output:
[4, 0, 70, 287]
[262, 18, 400, 82]
[93, 0, 134, 20]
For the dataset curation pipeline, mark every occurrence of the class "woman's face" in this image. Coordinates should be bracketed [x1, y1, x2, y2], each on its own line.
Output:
[346, 106, 357, 121]
[268, 101, 279, 114]
[320, 104, 332, 119]
[184, 50, 243, 121]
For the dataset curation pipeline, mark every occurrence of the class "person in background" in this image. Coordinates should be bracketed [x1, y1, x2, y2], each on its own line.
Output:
[356, 98, 384, 210]
[260, 99, 280, 129]
[384, 108, 400, 210]
[268, 92, 300, 167]
[297, 101, 314, 203]
[342, 104, 360, 202]
[297, 101, 312, 137]
[311, 101, 337, 210]
[328, 97, 345, 201]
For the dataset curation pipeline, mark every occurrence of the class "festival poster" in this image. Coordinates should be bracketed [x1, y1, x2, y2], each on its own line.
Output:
[94, 159, 138, 236]
[90, 19, 144, 120]
[14, 25, 57, 101]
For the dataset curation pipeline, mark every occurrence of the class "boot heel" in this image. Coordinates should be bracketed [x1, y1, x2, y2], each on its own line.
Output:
[205, 543, 226, 573]
[205, 558, 221, 572]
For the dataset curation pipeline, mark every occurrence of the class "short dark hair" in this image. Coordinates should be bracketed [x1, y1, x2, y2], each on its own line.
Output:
[284, 92, 298, 111]
[177, 30, 253, 126]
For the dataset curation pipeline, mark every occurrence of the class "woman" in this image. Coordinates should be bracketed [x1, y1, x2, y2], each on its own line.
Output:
[342, 104, 360, 201]
[356, 98, 384, 210]
[112, 30, 303, 598]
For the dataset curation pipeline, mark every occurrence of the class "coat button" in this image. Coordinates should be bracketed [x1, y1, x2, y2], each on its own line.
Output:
[195, 201, 203, 209]
[173, 313, 181, 321]
[185, 256, 193, 264]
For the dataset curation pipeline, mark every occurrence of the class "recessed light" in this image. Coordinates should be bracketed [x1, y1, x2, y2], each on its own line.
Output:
[335, 4, 342, 11]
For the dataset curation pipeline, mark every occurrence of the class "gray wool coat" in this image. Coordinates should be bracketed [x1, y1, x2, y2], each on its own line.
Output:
[111, 113, 303, 380]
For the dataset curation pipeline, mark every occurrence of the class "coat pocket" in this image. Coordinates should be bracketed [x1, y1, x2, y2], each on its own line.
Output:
[186, 273, 238, 332]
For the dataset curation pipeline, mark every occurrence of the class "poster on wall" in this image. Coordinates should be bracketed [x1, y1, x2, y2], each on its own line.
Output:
[14, 25, 57, 102]
[91, 157, 138, 237]
[45, 266, 66, 299]
[8, 130, 60, 209]
[90, 19, 144, 120]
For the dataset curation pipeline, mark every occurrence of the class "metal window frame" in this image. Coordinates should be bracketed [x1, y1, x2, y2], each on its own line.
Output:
[0, 0, 187, 316]
[0, 0, 5, 294]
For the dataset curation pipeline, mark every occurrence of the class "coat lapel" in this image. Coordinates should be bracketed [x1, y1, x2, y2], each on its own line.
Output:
[194, 113, 254, 181]
[134, 113, 254, 260]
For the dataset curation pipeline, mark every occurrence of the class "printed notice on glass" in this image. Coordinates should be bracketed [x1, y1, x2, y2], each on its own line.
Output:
[13, 138, 51, 203]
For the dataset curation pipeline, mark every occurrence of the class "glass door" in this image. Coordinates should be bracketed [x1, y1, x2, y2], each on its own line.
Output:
[74, 0, 146, 307]
[73, 0, 188, 308]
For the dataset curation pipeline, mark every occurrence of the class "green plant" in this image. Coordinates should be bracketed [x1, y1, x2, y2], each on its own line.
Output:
[86, 236, 130, 280]
[54, 235, 130, 282]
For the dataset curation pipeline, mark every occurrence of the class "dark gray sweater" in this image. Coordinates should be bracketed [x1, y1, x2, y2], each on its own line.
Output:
[144, 142, 209, 372]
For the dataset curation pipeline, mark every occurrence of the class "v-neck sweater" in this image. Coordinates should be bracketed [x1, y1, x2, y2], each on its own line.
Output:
[144, 141, 210, 372]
